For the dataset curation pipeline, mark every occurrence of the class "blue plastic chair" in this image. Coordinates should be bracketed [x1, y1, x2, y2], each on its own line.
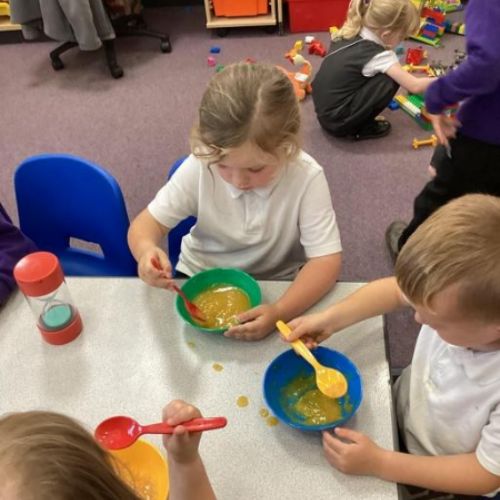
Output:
[167, 156, 197, 274]
[14, 154, 137, 276]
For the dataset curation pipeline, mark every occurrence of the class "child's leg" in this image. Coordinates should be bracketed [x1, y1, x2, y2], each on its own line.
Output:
[319, 74, 399, 137]
[398, 134, 500, 250]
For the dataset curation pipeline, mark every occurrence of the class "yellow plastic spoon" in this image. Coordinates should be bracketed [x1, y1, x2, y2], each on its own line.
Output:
[276, 320, 348, 399]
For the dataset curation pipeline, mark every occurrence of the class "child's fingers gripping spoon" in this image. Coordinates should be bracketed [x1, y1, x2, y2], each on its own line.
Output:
[95, 415, 228, 450]
[276, 320, 348, 399]
[151, 257, 207, 322]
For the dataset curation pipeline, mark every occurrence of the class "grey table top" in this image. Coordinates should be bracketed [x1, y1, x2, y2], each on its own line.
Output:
[0, 278, 397, 499]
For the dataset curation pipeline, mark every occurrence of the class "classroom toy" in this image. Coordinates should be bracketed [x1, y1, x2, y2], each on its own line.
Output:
[329, 26, 339, 39]
[444, 20, 465, 35]
[403, 64, 436, 76]
[215, 64, 225, 72]
[412, 134, 438, 149]
[278, 53, 313, 101]
[388, 99, 400, 110]
[210, 46, 221, 53]
[308, 39, 326, 57]
[411, 1, 447, 46]
[294, 40, 304, 52]
[285, 42, 302, 63]
[305, 35, 315, 44]
[395, 44, 405, 56]
[394, 94, 433, 131]
[207, 56, 216, 66]
[13, 251, 83, 345]
[406, 46, 427, 65]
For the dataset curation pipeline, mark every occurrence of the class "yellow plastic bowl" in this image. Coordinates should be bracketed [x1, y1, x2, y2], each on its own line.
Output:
[110, 439, 169, 500]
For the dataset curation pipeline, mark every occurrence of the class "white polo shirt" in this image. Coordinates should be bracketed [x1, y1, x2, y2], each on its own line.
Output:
[396, 325, 500, 496]
[360, 27, 399, 77]
[147, 151, 342, 279]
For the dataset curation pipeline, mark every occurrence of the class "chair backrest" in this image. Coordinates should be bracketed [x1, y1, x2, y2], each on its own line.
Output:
[167, 156, 197, 274]
[14, 154, 137, 276]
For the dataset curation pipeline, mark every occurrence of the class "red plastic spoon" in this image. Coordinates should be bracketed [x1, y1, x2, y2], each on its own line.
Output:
[150, 257, 206, 322]
[95, 415, 227, 450]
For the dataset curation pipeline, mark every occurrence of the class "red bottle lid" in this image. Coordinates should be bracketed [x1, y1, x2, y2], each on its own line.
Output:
[14, 252, 65, 297]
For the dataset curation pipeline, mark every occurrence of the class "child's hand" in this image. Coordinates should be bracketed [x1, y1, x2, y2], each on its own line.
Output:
[284, 312, 334, 348]
[428, 113, 460, 147]
[162, 400, 203, 464]
[138, 248, 174, 289]
[224, 304, 278, 341]
[323, 427, 385, 477]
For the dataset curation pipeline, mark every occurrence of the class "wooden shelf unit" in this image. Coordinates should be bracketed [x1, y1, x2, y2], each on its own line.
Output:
[204, 0, 283, 35]
[0, 17, 21, 32]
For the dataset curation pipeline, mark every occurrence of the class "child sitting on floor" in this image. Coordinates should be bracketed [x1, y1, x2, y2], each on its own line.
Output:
[287, 194, 500, 497]
[0, 400, 216, 500]
[128, 62, 342, 341]
[312, 0, 434, 140]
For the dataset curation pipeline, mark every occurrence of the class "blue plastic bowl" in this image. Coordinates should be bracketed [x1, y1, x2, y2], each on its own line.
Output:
[263, 346, 363, 431]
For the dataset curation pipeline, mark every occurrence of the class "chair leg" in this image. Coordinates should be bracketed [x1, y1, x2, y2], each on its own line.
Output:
[50, 41, 78, 71]
[112, 14, 172, 53]
[103, 39, 124, 79]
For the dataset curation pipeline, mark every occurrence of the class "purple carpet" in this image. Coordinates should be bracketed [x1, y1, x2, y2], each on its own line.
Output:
[0, 6, 465, 368]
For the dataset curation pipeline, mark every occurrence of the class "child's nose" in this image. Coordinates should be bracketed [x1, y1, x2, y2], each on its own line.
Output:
[233, 170, 249, 187]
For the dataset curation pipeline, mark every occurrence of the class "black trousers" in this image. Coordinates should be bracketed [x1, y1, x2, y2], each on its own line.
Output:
[317, 73, 399, 136]
[398, 132, 500, 250]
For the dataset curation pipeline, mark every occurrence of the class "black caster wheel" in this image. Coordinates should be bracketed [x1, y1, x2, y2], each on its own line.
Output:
[51, 58, 64, 71]
[160, 39, 172, 53]
[216, 28, 229, 37]
[110, 65, 124, 79]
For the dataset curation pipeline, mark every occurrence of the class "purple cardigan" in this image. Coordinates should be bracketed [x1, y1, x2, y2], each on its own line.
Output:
[425, 0, 500, 145]
[0, 203, 37, 305]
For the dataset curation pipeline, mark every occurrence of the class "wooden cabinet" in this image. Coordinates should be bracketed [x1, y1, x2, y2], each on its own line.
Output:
[203, 0, 283, 36]
[0, 2, 21, 33]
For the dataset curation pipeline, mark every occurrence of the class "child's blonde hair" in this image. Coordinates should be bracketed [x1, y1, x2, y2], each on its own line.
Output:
[396, 194, 500, 322]
[0, 411, 140, 500]
[190, 61, 301, 162]
[337, 0, 420, 40]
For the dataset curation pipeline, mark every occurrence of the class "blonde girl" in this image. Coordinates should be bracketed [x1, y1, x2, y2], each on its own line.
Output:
[313, 0, 434, 140]
[128, 62, 342, 340]
[0, 401, 215, 500]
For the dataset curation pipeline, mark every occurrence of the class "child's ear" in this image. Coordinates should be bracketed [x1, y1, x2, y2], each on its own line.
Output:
[379, 30, 391, 44]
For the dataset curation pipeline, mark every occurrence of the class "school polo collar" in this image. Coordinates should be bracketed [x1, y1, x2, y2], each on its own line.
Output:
[360, 27, 385, 47]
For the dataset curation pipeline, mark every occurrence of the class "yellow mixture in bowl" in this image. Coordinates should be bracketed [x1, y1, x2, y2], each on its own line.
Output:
[193, 284, 250, 329]
[281, 374, 345, 426]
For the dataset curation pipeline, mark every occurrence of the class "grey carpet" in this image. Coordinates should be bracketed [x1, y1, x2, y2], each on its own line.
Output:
[0, 6, 465, 368]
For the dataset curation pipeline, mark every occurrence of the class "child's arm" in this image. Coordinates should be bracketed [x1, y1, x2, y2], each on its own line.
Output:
[385, 63, 435, 95]
[0, 203, 37, 305]
[127, 208, 173, 288]
[426, 0, 500, 113]
[225, 253, 341, 341]
[286, 277, 406, 345]
[162, 400, 217, 500]
[323, 428, 500, 496]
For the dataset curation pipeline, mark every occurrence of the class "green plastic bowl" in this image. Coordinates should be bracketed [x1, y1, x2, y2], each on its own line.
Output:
[176, 268, 262, 334]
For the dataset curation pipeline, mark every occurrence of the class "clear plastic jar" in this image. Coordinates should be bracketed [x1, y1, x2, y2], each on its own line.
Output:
[14, 252, 82, 345]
